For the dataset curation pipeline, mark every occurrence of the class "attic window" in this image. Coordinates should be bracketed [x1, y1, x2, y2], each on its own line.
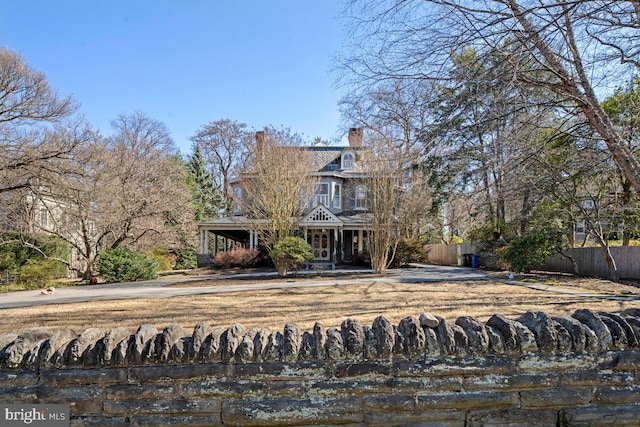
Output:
[342, 152, 355, 169]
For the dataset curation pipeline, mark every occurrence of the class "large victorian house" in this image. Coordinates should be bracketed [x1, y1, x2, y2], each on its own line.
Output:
[197, 128, 372, 268]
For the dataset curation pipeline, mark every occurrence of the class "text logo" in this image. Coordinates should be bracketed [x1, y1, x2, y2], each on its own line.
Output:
[1, 405, 69, 426]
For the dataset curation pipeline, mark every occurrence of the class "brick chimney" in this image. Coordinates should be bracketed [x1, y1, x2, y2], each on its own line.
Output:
[255, 131, 265, 154]
[348, 128, 363, 147]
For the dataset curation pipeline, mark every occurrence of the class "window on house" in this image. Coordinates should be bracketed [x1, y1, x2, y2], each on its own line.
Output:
[584, 199, 594, 209]
[575, 221, 585, 233]
[355, 185, 367, 210]
[342, 152, 355, 169]
[39, 208, 48, 228]
[333, 183, 341, 209]
[314, 183, 329, 206]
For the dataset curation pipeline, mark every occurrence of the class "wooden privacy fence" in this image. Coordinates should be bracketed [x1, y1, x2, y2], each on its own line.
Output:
[425, 242, 478, 267]
[544, 246, 640, 279]
[426, 243, 640, 279]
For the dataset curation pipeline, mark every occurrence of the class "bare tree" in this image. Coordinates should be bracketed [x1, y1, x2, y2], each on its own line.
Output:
[235, 127, 317, 253]
[0, 48, 75, 125]
[102, 112, 195, 251]
[189, 119, 251, 212]
[0, 47, 78, 195]
[15, 113, 195, 278]
[340, 80, 438, 241]
[339, 79, 436, 155]
[397, 167, 433, 240]
[339, 0, 640, 193]
[357, 128, 422, 273]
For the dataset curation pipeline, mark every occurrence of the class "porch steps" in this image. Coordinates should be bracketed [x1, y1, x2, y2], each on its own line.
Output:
[305, 262, 336, 271]
[196, 254, 215, 268]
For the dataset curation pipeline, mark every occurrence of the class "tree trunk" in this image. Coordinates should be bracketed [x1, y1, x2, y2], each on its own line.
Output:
[558, 250, 580, 276]
[604, 246, 619, 282]
[520, 187, 531, 233]
[507, 0, 640, 194]
[622, 179, 632, 246]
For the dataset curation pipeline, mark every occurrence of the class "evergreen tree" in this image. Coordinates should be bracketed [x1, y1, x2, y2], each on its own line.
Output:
[186, 143, 223, 221]
[601, 79, 640, 246]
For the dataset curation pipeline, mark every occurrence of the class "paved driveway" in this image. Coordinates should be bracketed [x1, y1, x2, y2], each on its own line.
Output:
[0, 265, 489, 309]
[0, 264, 633, 309]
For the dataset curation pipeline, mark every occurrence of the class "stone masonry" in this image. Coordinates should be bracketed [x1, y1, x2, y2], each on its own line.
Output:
[1, 308, 640, 426]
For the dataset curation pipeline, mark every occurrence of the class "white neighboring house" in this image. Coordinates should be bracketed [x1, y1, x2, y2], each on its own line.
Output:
[25, 191, 95, 277]
[197, 128, 373, 268]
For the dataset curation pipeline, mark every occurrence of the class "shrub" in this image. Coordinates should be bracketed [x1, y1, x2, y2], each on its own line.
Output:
[352, 251, 371, 266]
[98, 248, 159, 282]
[0, 233, 69, 289]
[172, 249, 198, 270]
[0, 234, 35, 273]
[0, 233, 69, 275]
[17, 258, 67, 289]
[145, 247, 177, 271]
[393, 238, 429, 267]
[269, 237, 313, 276]
[214, 247, 259, 269]
[499, 226, 564, 273]
[466, 224, 520, 270]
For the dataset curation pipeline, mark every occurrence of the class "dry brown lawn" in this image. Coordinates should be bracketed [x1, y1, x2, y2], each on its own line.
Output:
[2, 271, 639, 336]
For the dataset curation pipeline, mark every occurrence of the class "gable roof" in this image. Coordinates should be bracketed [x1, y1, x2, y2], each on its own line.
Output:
[299, 204, 343, 227]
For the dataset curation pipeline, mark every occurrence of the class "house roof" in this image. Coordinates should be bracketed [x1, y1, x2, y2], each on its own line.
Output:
[305, 146, 343, 171]
[304, 145, 367, 174]
[230, 145, 360, 184]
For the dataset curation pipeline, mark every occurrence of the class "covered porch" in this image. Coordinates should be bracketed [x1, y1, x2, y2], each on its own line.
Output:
[197, 217, 262, 266]
[299, 205, 344, 269]
[196, 206, 371, 268]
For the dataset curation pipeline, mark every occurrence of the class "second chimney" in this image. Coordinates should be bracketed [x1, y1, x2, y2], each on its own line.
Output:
[348, 127, 363, 147]
[255, 131, 265, 154]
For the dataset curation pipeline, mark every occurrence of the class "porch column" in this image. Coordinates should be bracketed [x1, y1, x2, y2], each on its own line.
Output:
[254, 230, 259, 249]
[204, 230, 209, 254]
[199, 229, 204, 253]
[358, 229, 364, 254]
[249, 230, 254, 249]
[333, 228, 338, 262]
[213, 233, 218, 256]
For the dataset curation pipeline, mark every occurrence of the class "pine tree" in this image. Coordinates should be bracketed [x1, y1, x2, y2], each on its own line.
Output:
[186, 144, 223, 221]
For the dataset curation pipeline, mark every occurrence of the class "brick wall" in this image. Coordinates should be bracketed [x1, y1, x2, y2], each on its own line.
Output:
[1, 309, 640, 426]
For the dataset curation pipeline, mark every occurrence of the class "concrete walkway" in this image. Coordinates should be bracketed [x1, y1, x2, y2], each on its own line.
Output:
[0, 264, 636, 309]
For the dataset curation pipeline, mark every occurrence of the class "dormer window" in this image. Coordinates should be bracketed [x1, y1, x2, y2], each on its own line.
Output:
[342, 151, 355, 169]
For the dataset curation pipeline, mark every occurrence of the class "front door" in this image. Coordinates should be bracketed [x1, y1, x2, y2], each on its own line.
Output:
[311, 231, 330, 261]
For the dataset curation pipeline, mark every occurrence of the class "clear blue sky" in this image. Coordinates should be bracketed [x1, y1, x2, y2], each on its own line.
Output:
[0, 0, 349, 154]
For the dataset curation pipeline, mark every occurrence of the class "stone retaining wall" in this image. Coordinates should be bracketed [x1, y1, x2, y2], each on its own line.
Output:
[1, 308, 640, 426]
